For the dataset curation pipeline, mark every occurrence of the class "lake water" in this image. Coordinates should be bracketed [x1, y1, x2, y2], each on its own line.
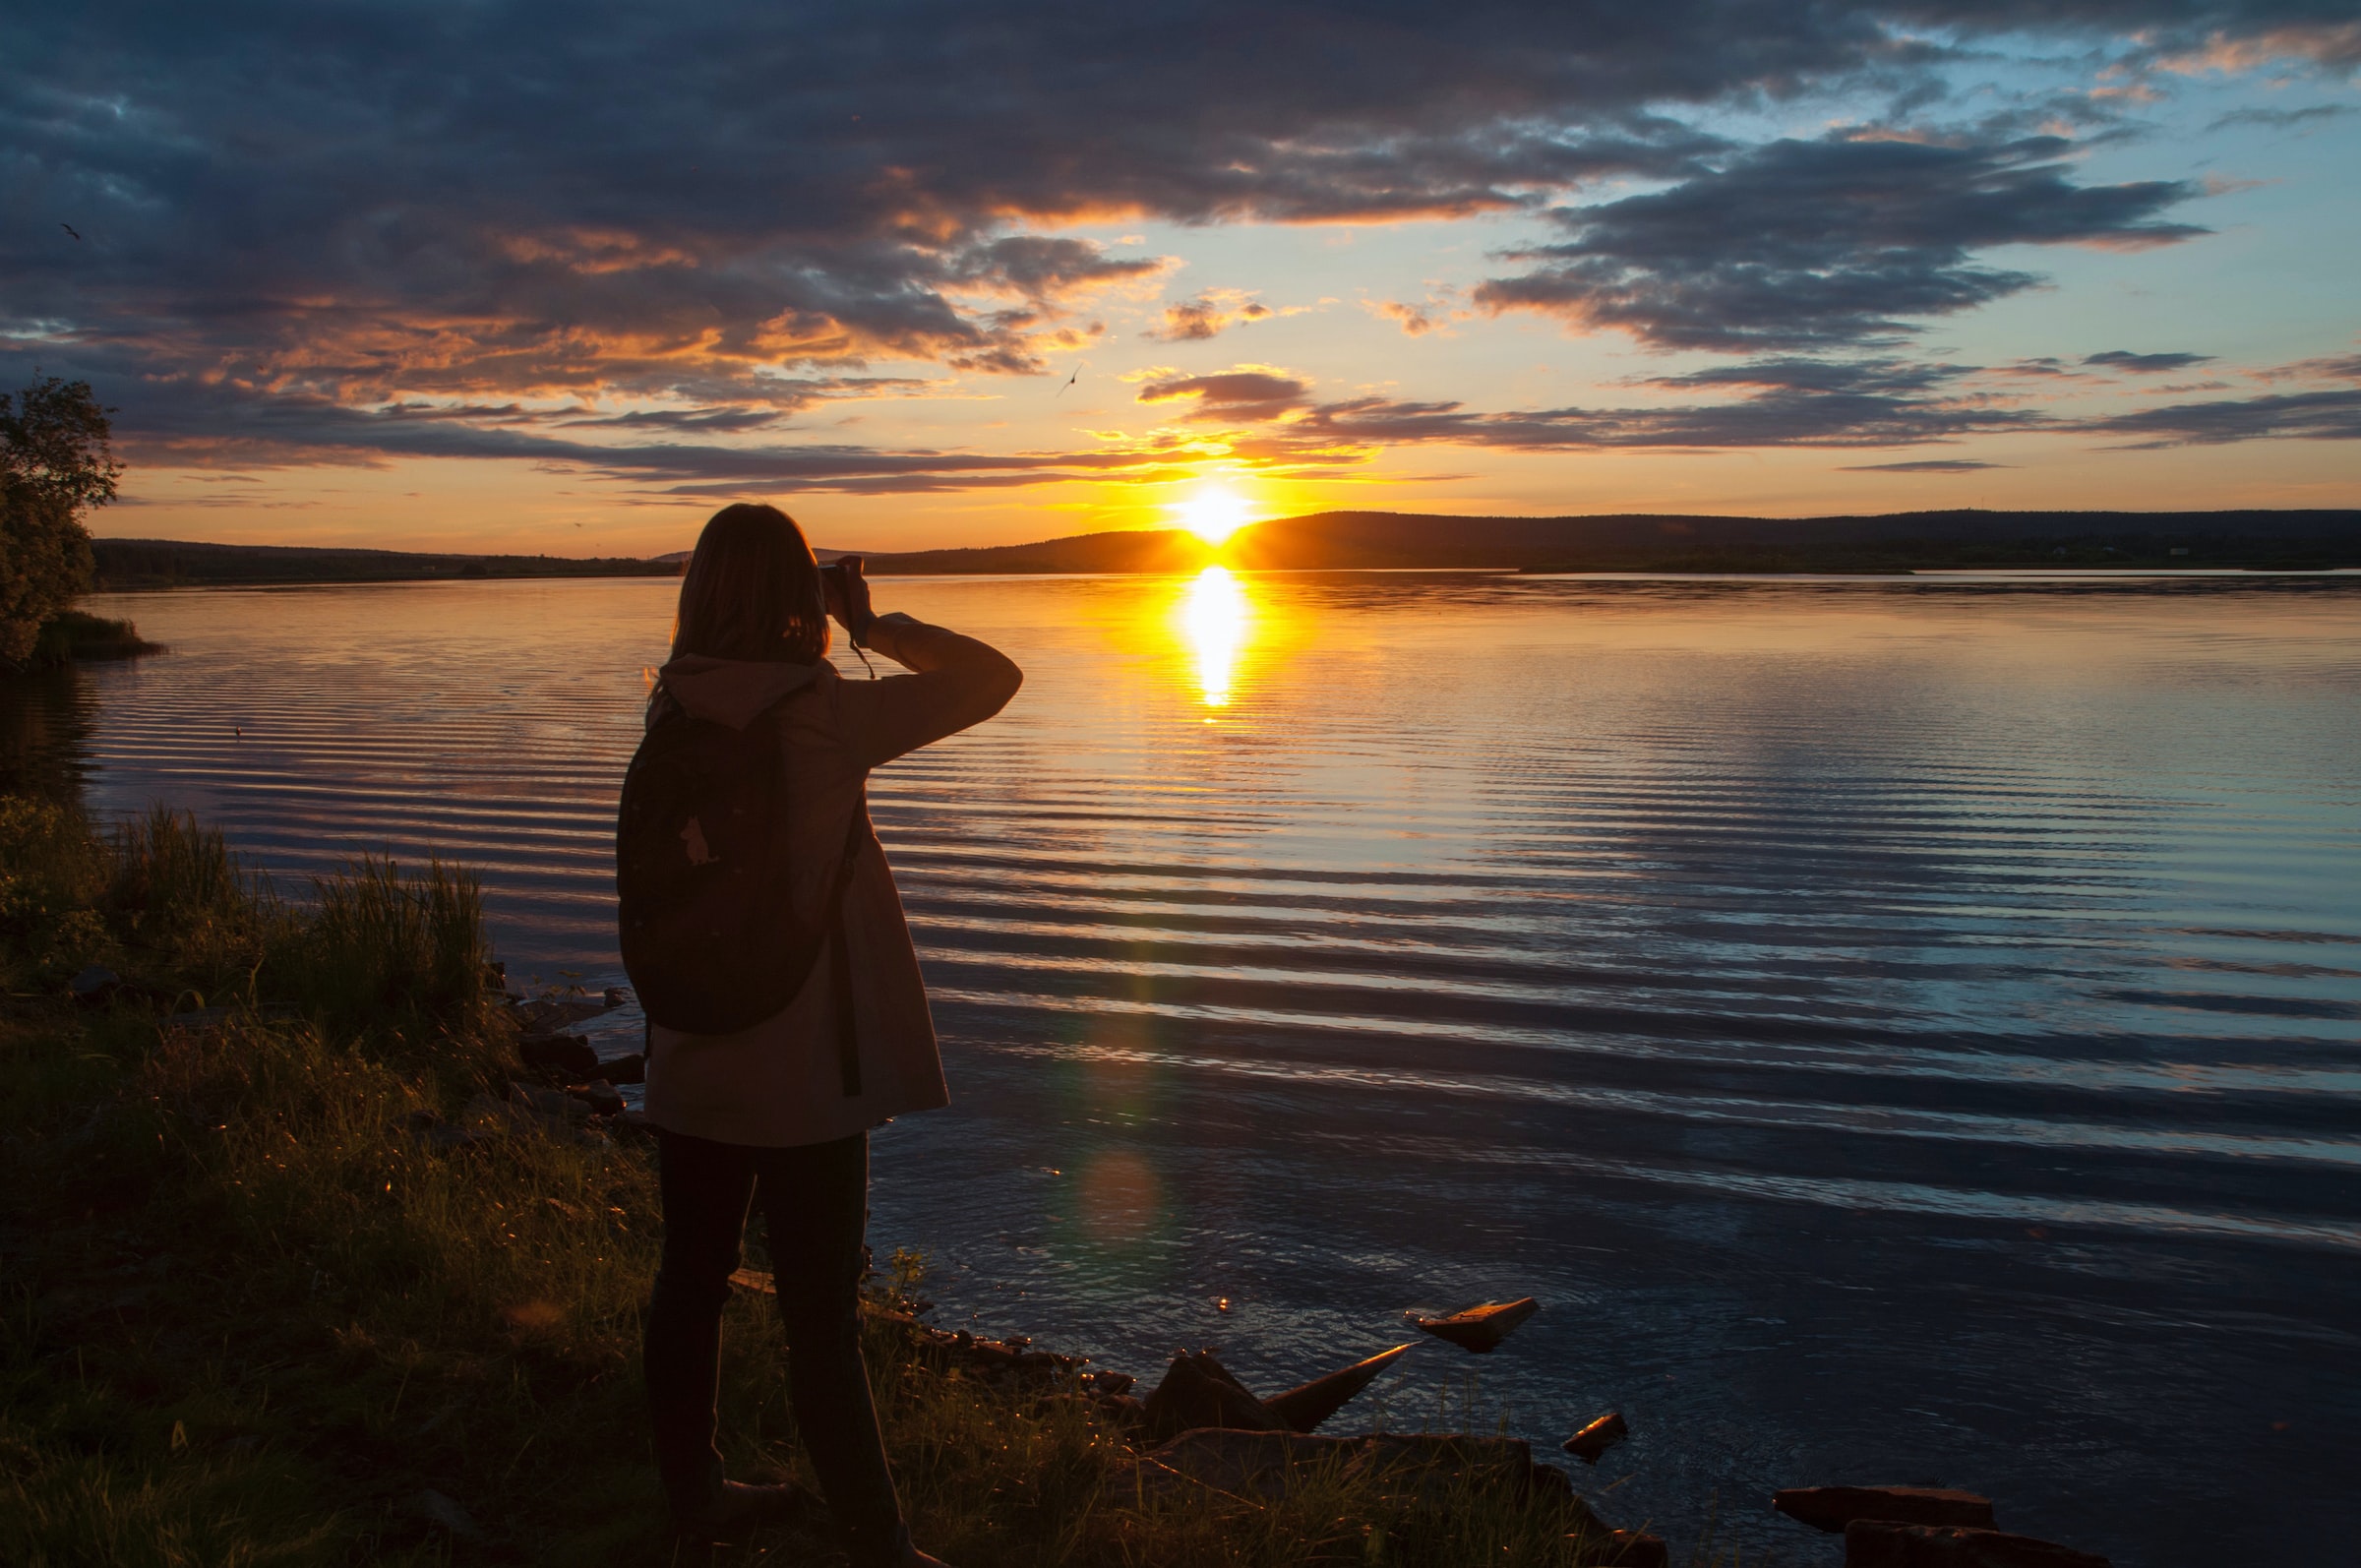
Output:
[23, 571, 2361, 1565]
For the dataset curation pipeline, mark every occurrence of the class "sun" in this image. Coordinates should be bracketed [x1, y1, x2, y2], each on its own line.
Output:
[1172, 488, 1253, 548]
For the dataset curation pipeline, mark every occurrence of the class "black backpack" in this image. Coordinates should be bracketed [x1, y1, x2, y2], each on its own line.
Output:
[616, 691, 868, 1061]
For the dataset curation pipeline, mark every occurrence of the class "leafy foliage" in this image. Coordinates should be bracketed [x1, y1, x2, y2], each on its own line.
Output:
[0, 375, 121, 669]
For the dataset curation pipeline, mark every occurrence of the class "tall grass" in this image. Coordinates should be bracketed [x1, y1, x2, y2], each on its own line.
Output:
[281, 852, 495, 1049]
[0, 796, 109, 980]
[0, 796, 1697, 1565]
[107, 805, 262, 995]
[9, 801, 501, 1050]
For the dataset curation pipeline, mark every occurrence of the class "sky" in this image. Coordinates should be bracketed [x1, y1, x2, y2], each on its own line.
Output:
[5, 3, 2358, 556]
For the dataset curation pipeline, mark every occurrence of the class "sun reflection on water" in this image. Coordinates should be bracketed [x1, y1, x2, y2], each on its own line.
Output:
[1177, 565, 1249, 708]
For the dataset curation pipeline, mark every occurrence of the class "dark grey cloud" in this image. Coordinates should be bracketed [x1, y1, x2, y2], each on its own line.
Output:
[2273, 352, 2361, 381]
[2073, 388, 2361, 447]
[1135, 370, 1313, 420]
[1839, 458, 2009, 471]
[1, 0, 2340, 477]
[1477, 134, 2206, 351]
[2067, 349, 2361, 447]
[84, 376, 1219, 495]
[2206, 104, 2353, 132]
[1137, 356, 2042, 451]
[2085, 349, 2214, 372]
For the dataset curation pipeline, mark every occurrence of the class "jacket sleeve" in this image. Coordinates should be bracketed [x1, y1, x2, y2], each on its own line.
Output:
[833, 612, 1023, 769]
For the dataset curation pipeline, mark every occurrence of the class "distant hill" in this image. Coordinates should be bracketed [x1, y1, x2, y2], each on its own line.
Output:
[847, 528, 1204, 574]
[853, 509, 2361, 574]
[91, 509, 2361, 588]
[92, 538, 682, 589]
[1229, 509, 2361, 572]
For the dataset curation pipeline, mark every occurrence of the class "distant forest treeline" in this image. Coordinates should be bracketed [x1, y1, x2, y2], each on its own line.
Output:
[91, 509, 2361, 586]
[854, 508, 2361, 574]
[92, 538, 681, 589]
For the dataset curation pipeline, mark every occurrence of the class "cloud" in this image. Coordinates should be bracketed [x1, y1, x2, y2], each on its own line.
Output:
[1130, 355, 2042, 452]
[1135, 368, 1314, 421]
[2154, 23, 2361, 76]
[2206, 104, 2353, 132]
[1365, 299, 1450, 336]
[1839, 459, 2009, 471]
[948, 237, 1174, 302]
[2084, 349, 2215, 372]
[1144, 290, 1280, 342]
[2073, 388, 2361, 448]
[2, 1, 2339, 485]
[2264, 352, 2361, 382]
[1476, 134, 2207, 351]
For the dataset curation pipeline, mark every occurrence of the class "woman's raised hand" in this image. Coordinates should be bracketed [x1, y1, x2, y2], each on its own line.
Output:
[823, 555, 878, 646]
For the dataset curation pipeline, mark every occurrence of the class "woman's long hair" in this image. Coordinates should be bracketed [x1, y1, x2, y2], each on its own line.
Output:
[669, 503, 828, 664]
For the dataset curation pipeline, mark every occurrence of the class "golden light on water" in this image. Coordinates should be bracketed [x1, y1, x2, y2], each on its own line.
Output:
[1178, 564, 1249, 708]
[1172, 486, 1253, 547]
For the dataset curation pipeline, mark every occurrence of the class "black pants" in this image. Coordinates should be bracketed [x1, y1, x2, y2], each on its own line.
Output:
[644, 1127, 903, 1560]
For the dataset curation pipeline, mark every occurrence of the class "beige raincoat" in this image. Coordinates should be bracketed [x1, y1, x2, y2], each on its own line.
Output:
[639, 612, 1021, 1147]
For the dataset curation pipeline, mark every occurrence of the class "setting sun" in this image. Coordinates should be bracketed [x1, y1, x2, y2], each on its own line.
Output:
[1173, 488, 1253, 548]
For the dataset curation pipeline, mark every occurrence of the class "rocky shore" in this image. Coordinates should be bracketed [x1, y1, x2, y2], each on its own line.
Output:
[474, 986, 2120, 1568]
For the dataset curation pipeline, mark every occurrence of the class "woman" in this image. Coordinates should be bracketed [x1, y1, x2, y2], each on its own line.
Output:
[635, 502, 1020, 1563]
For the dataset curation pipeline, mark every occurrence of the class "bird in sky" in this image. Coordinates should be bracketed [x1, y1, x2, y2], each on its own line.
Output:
[60, 223, 82, 240]
[1056, 365, 1082, 395]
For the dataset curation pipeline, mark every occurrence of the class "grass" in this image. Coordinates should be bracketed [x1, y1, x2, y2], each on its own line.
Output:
[0, 798, 1704, 1566]
[30, 610, 164, 666]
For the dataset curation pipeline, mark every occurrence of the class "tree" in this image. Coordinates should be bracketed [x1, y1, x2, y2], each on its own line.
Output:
[0, 376, 120, 669]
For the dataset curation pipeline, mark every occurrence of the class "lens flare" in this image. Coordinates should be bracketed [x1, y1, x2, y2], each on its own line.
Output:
[1180, 564, 1248, 707]
[1173, 488, 1252, 547]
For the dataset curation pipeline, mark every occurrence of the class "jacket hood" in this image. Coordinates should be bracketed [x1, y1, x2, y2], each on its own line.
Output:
[655, 654, 827, 730]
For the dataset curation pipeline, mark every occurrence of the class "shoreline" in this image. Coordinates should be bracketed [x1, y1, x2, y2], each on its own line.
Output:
[0, 801, 1680, 1565]
[0, 799, 2139, 1567]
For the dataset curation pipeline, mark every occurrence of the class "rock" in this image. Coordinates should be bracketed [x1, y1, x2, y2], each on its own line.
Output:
[1086, 1370, 1136, 1398]
[1408, 1297, 1540, 1353]
[1141, 1351, 1288, 1442]
[67, 965, 120, 1002]
[1844, 1523, 2109, 1567]
[600, 1051, 646, 1085]
[413, 1488, 483, 1539]
[567, 1079, 625, 1116]
[1602, 1529, 1670, 1567]
[1563, 1411, 1629, 1464]
[1781, 1486, 1997, 1535]
[513, 995, 612, 1033]
[1265, 1343, 1414, 1433]
[965, 1339, 1020, 1369]
[518, 1032, 599, 1077]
